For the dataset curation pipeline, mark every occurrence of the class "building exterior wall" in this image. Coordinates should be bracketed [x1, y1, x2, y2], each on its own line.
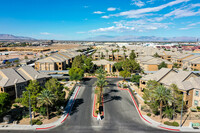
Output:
[192, 89, 200, 107]
[167, 64, 173, 69]
[184, 89, 194, 108]
[191, 63, 200, 71]
[148, 65, 158, 71]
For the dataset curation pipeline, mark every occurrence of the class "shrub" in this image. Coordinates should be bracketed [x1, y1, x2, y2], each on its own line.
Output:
[31, 119, 43, 125]
[36, 120, 43, 125]
[197, 106, 200, 110]
[164, 121, 179, 127]
[164, 121, 171, 126]
[147, 113, 151, 117]
[39, 107, 47, 116]
[15, 98, 22, 103]
[172, 122, 179, 127]
[123, 84, 128, 88]
[13, 104, 20, 108]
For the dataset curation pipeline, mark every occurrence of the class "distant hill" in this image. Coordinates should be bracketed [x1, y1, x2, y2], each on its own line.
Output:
[0, 34, 36, 40]
[86, 35, 200, 42]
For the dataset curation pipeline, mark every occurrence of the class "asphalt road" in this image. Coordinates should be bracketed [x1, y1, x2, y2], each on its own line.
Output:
[1, 78, 172, 133]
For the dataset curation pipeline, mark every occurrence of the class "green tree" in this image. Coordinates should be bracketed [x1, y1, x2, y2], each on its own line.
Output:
[37, 89, 56, 119]
[112, 49, 115, 61]
[169, 84, 183, 118]
[119, 70, 131, 81]
[130, 75, 142, 85]
[69, 67, 84, 82]
[95, 68, 108, 109]
[114, 62, 123, 72]
[129, 50, 136, 60]
[72, 56, 83, 68]
[146, 80, 160, 90]
[122, 46, 126, 50]
[173, 63, 179, 68]
[153, 85, 172, 119]
[83, 57, 94, 73]
[122, 59, 140, 73]
[45, 78, 65, 106]
[106, 49, 109, 59]
[153, 53, 160, 58]
[0, 93, 11, 116]
[158, 61, 168, 70]
[116, 49, 119, 61]
[21, 80, 43, 116]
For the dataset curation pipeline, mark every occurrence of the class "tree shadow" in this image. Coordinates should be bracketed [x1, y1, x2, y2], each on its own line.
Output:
[103, 96, 122, 103]
[70, 99, 84, 116]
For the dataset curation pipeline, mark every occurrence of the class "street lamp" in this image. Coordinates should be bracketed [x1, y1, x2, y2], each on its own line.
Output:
[28, 90, 32, 126]
[180, 92, 184, 127]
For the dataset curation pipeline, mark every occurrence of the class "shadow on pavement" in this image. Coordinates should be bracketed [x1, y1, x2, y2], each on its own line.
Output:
[70, 99, 84, 116]
[103, 96, 122, 103]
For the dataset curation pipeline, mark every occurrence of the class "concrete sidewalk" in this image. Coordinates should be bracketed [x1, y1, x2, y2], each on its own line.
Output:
[0, 86, 81, 131]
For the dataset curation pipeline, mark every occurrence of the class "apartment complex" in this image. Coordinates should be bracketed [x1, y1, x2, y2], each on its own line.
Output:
[0, 66, 50, 99]
[92, 59, 116, 73]
[140, 68, 200, 108]
[35, 47, 88, 71]
[136, 56, 173, 71]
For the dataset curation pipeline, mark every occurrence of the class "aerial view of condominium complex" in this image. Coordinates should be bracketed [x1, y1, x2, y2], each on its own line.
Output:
[0, 0, 200, 133]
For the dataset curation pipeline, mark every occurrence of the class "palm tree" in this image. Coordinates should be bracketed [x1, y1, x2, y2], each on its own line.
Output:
[123, 50, 127, 60]
[169, 84, 183, 119]
[116, 49, 119, 62]
[95, 68, 108, 111]
[153, 85, 172, 119]
[95, 78, 108, 105]
[106, 49, 109, 59]
[111, 49, 114, 61]
[37, 89, 56, 119]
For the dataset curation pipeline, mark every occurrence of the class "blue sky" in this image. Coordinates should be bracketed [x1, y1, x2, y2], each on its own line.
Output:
[0, 0, 200, 40]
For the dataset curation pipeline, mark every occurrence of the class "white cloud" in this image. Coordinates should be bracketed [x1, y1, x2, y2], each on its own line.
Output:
[107, 7, 117, 11]
[89, 20, 170, 33]
[89, 23, 135, 33]
[188, 22, 200, 26]
[179, 27, 191, 30]
[147, 0, 155, 4]
[153, 3, 200, 21]
[40, 32, 51, 35]
[131, 0, 145, 7]
[107, 0, 189, 18]
[101, 15, 110, 19]
[93, 11, 105, 14]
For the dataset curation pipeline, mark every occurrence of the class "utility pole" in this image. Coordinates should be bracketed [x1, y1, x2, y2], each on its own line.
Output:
[180, 92, 184, 127]
[29, 91, 32, 126]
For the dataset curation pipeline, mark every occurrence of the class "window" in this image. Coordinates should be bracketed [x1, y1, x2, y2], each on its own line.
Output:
[194, 100, 198, 106]
[195, 91, 199, 96]
[186, 91, 190, 95]
[194, 64, 197, 66]
[186, 101, 188, 105]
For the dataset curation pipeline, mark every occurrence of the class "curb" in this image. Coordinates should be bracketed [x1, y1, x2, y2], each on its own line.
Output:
[0, 86, 81, 131]
[36, 86, 81, 130]
[117, 82, 181, 132]
[92, 93, 104, 118]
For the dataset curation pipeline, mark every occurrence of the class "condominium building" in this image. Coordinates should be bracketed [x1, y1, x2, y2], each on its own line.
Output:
[140, 68, 200, 108]
[0, 66, 50, 100]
